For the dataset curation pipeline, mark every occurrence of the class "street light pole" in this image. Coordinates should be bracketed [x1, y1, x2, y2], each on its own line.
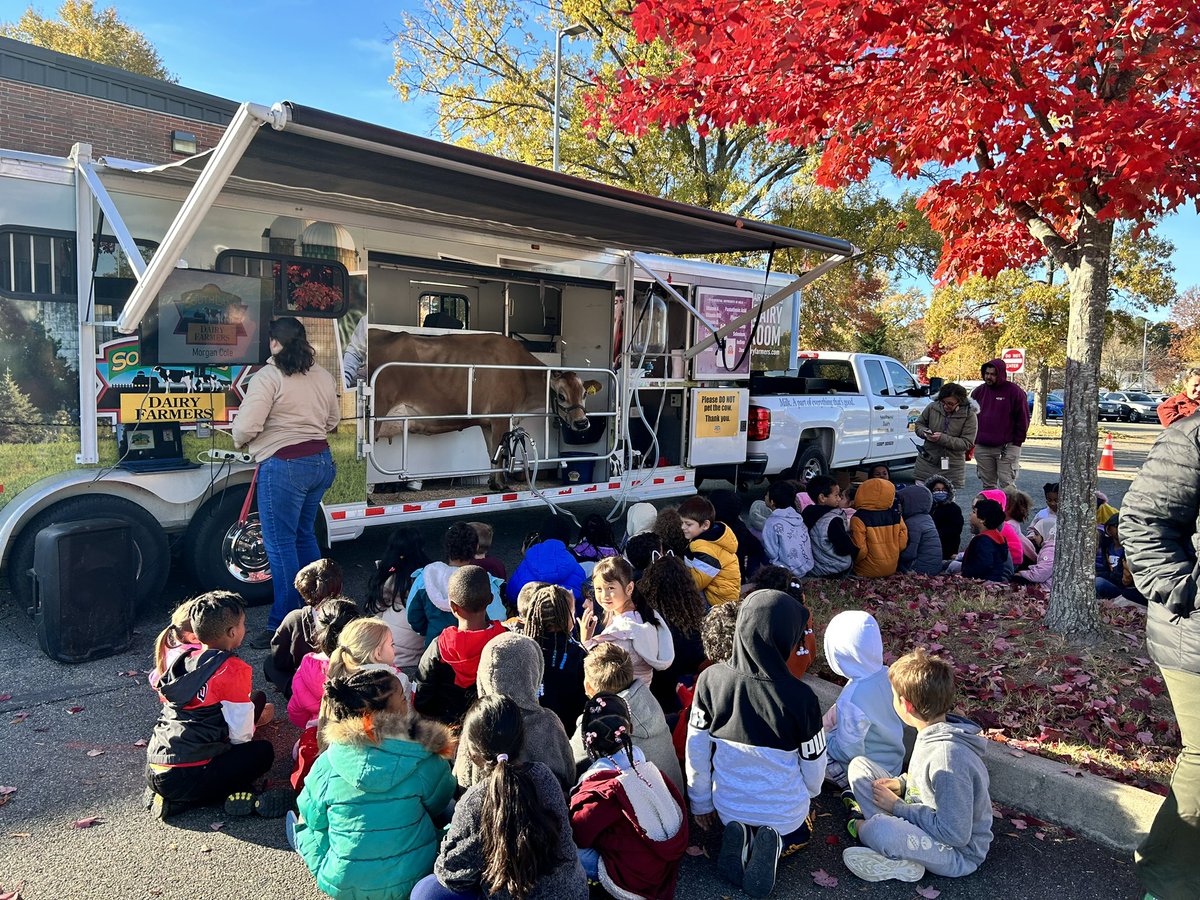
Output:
[1141, 318, 1148, 390]
[552, 23, 588, 172]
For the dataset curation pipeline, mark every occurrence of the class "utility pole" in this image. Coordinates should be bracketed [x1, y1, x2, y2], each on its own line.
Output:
[552, 24, 589, 172]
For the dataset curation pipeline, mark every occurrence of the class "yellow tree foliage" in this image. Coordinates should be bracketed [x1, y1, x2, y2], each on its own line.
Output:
[1, 1, 172, 81]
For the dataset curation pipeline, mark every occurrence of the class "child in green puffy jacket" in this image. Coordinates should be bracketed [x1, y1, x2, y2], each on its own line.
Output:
[292, 667, 456, 900]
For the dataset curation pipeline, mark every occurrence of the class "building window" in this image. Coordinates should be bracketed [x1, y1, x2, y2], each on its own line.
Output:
[216, 250, 349, 318]
[0, 227, 156, 303]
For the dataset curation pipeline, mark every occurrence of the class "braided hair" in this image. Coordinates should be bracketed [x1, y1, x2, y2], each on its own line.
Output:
[521, 583, 575, 640]
[580, 692, 652, 788]
[465, 697, 564, 900]
[323, 667, 400, 727]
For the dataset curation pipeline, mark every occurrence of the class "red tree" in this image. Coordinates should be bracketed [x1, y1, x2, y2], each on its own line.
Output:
[596, 1, 1200, 635]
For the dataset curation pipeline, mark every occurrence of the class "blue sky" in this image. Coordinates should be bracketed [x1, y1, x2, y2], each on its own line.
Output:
[2, 0, 1194, 303]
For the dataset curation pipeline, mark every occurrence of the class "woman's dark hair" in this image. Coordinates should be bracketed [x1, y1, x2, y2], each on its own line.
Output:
[444, 522, 479, 563]
[594, 556, 662, 628]
[269, 317, 316, 376]
[464, 697, 563, 900]
[937, 382, 969, 404]
[314, 597, 360, 655]
[638, 553, 705, 635]
[323, 667, 398, 726]
[366, 527, 431, 614]
[652, 506, 690, 556]
[575, 513, 617, 557]
[623, 532, 664, 573]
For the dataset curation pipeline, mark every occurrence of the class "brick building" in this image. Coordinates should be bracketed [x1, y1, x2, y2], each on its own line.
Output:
[0, 35, 234, 162]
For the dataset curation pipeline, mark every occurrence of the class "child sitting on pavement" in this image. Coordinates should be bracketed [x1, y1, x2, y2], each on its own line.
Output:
[571, 693, 689, 900]
[408, 523, 506, 649]
[413, 565, 508, 726]
[364, 526, 432, 673]
[925, 475, 965, 560]
[748, 566, 816, 679]
[509, 515, 588, 612]
[265, 558, 343, 697]
[293, 668, 456, 900]
[802, 475, 856, 577]
[688, 590, 827, 899]
[679, 495, 742, 605]
[979, 489, 1024, 569]
[519, 583, 588, 737]
[822, 611, 905, 789]
[150, 600, 200, 691]
[570, 641, 684, 792]
[842, 649, 993, 884]
[581, 556, 675, 689]
[762, 480, 815, 578]
[287, 598, 360, 728]
[453, 631, 576, 793]
[466, 521, 507, 580]
[144, 591, 281, 819]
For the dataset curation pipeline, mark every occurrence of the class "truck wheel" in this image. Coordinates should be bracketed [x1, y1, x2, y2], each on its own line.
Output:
[184, 491, 273, 605]
[787, 444, 829, 483]
[7, 494, 170, 613]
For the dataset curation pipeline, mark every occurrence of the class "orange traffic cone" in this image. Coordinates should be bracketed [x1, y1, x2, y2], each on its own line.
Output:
[1098, 433, 1116, 472]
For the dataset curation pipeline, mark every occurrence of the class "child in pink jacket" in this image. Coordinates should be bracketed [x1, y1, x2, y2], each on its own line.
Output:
[287, 598, 359, 728]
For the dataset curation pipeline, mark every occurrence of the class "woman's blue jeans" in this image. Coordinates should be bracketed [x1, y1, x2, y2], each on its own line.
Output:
[257, 449, 335, 629]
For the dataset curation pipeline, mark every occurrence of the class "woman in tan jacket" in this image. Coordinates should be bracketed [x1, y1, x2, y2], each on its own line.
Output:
[233, 317, 340, 647]
[912, 382, 978, 490]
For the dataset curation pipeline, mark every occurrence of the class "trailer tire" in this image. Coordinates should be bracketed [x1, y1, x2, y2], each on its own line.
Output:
[785, 444, 829, 483]
[184, 491, 273, 605]
[7, 495, 170, 613]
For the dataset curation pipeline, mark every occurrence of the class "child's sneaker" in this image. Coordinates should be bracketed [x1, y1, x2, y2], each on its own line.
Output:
[254, 788, 295, 818]
[742, 825, 782, 898]
[841, 787, 862, 815]
[285, 810, 298, 851]
[143, 787, 178, 820]
[846, 817, 862, 841]
[224, 790, 256, 817]
[717, 820, 750, 887]
[842, 846, 926, 883]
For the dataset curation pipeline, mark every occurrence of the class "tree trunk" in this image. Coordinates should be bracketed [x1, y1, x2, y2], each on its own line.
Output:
[1046, 213, 1112, 637]
[1031, 361, 1049, 427]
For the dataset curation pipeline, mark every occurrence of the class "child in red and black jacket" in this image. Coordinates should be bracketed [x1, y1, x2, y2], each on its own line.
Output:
[144, 591, 279, 819]
[413, 565, 507, 726]
[960, 498, 1014, 583]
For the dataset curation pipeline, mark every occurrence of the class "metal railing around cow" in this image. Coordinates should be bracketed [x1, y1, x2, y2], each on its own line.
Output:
[364, 361, 621, 481]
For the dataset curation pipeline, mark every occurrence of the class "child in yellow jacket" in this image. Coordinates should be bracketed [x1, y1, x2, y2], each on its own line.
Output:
[678, 496, 741, 605]
[848, 479, 907, 577]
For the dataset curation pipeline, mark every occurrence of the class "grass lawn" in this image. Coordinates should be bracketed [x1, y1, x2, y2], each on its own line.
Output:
[804, 573, 1178, 794]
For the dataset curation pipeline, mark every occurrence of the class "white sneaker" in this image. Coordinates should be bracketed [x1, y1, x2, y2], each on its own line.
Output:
[842, 846, 926, 883]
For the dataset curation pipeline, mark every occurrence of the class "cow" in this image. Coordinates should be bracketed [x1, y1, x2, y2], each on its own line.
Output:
[152, 366, 193, 392]
[367, 330, 603, 490]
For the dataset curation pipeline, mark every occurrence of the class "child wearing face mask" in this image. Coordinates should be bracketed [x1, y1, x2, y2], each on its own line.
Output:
[924, 475, 965, 561]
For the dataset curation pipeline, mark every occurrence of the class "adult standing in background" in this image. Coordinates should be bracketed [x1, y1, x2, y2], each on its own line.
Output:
[911, 382, 978, 490]
[1121, 414, 1200, 900]
[234, 317, 341, 648]
[970, 358, 1029, 490]
[1158, 367, 1200, 428]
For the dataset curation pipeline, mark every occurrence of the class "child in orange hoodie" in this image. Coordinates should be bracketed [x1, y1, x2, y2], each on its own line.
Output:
[412, 565, 507, 725]
[848, 479, 907, 577]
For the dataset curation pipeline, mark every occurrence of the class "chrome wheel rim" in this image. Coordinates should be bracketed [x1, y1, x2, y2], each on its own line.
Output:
[221, 514, 271, 584]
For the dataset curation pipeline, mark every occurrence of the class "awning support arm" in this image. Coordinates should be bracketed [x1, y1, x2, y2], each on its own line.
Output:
[686, 253, 850, 359]
[114, 102, 288, 333]
[629, 252, 721, 338]
[77, 162, 146, 279]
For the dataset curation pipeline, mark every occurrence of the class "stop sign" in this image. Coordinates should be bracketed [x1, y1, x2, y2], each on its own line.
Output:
[1001, 348, 1025, 374]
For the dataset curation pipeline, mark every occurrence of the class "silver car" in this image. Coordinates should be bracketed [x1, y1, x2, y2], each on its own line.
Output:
[1104, 391, 1160, 423]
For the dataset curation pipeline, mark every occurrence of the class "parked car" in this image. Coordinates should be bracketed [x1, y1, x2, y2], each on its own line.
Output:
[1104, 391, 1161, 423]
[1029, 391, 1064, 419]
[1098, 397, 1124, 421]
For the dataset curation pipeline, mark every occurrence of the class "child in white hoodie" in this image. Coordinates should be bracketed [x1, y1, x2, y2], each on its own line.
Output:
[581, 556, 675, 688]
[822, 611, 906, 789]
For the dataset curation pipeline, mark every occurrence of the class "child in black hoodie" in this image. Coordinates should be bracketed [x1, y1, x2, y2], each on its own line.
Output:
[519, 582, 588, 738]
[959, 498, 1014, 583]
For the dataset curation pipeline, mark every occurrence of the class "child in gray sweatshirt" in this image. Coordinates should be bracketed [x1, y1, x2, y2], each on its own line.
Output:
[842, 648, 993, 884]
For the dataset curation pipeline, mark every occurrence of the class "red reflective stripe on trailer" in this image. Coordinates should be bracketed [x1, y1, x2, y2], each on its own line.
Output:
[403, 504, 422, 512]
[584, 485, 598, 493]
[330, 510, 347, 520]
[471, 496, 489, 505]
[653, 478, 665, 485]
[675, 475, 686, 482]
[557, 488, 572, 495]
[438, 499, 456, 509]
[365, 507, 385, 517]
[502, 493, 519, 501]
[609, 482, 621, 489]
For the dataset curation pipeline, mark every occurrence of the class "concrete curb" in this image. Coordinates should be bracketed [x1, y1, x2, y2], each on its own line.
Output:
[803, 675, 1163, 853]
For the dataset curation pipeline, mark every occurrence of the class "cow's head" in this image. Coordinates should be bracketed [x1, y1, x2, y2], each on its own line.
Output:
[549, 370, 602, 432]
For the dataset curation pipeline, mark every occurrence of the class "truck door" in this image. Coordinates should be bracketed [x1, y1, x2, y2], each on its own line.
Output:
[882, 359, 922, 458]
[862, 358, 902, 460]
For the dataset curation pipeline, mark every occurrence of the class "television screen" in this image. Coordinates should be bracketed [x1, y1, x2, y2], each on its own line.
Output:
[140, 270, 271, 367]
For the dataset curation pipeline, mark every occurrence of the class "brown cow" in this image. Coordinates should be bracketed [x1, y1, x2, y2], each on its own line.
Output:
[367, 330, 603, 489]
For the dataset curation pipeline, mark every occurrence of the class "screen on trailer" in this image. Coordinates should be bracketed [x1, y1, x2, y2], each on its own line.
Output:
[139, 270, 271, 367]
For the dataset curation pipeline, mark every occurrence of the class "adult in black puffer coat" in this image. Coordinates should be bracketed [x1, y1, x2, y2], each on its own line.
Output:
[1121, 413, 1200, 900]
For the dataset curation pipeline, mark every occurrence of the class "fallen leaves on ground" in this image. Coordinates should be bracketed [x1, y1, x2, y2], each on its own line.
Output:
[209, 822, 225, 831]
[65, 706, 84, 715]
[916, 887, 941, 899]
[0, 694, 11, 703]
[806, 574, 1178, 792]
[86, 749, 104, 758]
[0, 787, 14, 808]
[68, 816, 102, 829]
[132, 738, 148, 747]
[9, 713, 27, 725]
[0, 884, 22, 899]
[811, 869, 839, 888]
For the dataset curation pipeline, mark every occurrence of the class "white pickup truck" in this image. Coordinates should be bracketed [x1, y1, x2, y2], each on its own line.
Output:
[701, 352, 933, 485]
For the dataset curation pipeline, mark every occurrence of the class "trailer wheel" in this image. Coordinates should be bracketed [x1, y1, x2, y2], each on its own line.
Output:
[7, 495, 169, 613]
[786, 444, 829, 483]
[184, 491, 273, 605]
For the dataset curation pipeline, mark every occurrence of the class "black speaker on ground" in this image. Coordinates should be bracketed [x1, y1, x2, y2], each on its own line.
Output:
[30, 517, 137, 663]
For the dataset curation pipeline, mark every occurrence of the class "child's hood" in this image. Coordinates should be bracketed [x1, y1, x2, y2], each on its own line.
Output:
[923, 475, 956, 502]
[418, 561, 457, 612]
[697, 521, 738, 553]
[437, 622, 505, 681]
[918, 718, 988, 759]
[747, 500, 771, 533]
[768, 506, 805, 527]
[625, 502, 657, 538]
[601, 612, 674, 670]
[823, 610, 884, 680]
[322, 710, 450, 791]
[801, 503, 840, 528]
[523, 540, 582, 580]
[898, 484, 933, 518]
[477, 631, 543, 710]
[854, 478, 896, 512]
[979, 489, 1008, 511]
[157, 647, 229, 704]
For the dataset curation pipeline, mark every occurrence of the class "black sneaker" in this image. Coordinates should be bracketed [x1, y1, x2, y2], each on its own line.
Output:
[224, 791, 256, 816]
[245, 629, 274, 650]
[254, 788, 295, 818]
[717, 820, 750, 887]
[743, 825, 782, 898]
